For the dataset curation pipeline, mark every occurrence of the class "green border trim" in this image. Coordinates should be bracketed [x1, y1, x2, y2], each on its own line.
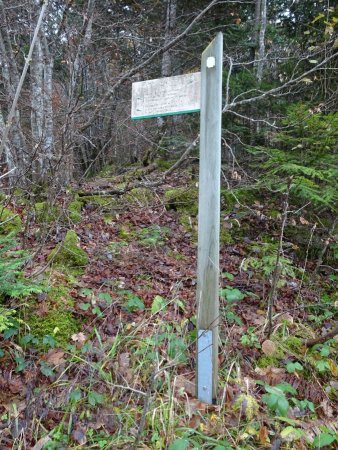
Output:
[131, 108, 200, 120]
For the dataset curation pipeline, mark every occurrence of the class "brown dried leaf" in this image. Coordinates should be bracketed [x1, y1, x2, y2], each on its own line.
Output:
[72, 429, 87, 446]
[45, 349, 65, 366]
[71, 332, 86, 344]
[255, 366, 286, 385]
[262, 340, 277, 356]
[8, 377, 26, 395]
[174, 375, 196, 397]
[184, 398, 207, 418]
[258, 425, 269, 445]
[299, 217, 310, 225]
[32, 436, 51, 450]
[118, 352, 132, 382]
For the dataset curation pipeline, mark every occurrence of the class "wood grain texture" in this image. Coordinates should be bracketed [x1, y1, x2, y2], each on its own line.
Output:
[196, 32, 223, 403]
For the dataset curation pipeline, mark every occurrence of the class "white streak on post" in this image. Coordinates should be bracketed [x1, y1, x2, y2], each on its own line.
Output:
[197, 32, 223, 404]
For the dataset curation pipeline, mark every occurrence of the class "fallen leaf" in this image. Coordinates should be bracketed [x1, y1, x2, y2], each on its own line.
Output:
[32, 436, 51, 450]
[299, 217, 310, 225]
[328, 360, 338, 376]
[72, 428, 87, 445]
[45, 349, 65, 366]
[174, 375, 196, 397]
[262, 340, 277, 356]
[71, 332, 86, 344]
[8, 377, 26, 395]
[184, 398, 207, 418]
[255, 366, 286, 385]
[118, 352, 132, 382]
[259, 425, 269, 445]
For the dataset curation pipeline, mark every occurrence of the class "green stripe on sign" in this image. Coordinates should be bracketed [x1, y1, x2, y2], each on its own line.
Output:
[131, 109, 200, 120]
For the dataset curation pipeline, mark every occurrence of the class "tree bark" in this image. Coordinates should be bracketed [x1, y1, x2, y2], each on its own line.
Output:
[161, 0, 177, 78]
[254, 0, 267, 83]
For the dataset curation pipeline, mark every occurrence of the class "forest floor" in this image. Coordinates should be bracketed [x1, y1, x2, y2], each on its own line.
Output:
[0, 164, 337, 449]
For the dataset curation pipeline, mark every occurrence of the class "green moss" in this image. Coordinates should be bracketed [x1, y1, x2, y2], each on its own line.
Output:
[0, 207, 22, 235]
[281, 336, 303, 354]
[136, 225, 169, 246]
[48, 285, 74, 306]
[79, 195, 119, 213]
[220, 227, 234, 245]
[165, 186, 198, 215]
[257, 355, 281, 368]
[156, 159, 174, 171]
[125, 187, 155, 206]
[47, 230, 89, 269]
[35, 202, 61, 223]
[221, 187, 258, 212]
[107, 240, 128, 255]
[118, 224, 135, 240]
[167, 249, 185, 261]
[27, 308, 78, 348]
[97, 164, 116, 177]
[68, 200, 82, 223]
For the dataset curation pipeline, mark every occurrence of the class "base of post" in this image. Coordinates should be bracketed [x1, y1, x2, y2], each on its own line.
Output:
[197, 329, 213, 404]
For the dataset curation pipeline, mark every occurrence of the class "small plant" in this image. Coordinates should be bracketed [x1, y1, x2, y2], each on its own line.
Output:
[241, 242, 297, 287]
[87, 390, 105, 407]
[286, 361, 304, 373]
[0, 307, 16, 333]
[262, 382, 297, 417]
[151, 295, 167, 314]
[120, 290, 145, 312]
[240, 327, 261, 348]
[220, 285, 244, 325]
[312, 429, 338, 448]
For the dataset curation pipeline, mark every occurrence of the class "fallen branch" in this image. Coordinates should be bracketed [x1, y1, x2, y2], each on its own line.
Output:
[304, 323, 338, 347]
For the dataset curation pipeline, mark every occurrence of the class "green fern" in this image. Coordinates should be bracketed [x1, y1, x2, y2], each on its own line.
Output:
[0, 235, 44, 298]
[248, 104, 338, 211]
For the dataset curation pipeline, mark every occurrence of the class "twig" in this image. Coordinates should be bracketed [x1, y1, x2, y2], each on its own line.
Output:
[266, 178, 291, 336]
[130, 368, 157, 450]
[315, 216, 337, 273]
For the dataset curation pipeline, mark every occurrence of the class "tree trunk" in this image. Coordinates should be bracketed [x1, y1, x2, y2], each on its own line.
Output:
[161, 0, 177, 78]
[256, 0, 267, 83]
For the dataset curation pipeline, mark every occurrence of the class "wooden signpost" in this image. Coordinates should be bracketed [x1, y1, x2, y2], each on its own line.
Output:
[131, 33, 223, 404]
[196, 32, 223, 404]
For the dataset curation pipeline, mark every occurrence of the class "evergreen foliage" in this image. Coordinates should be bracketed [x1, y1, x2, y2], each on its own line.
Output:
[0, 235, 44, 298]
[248, 104, 338, 212]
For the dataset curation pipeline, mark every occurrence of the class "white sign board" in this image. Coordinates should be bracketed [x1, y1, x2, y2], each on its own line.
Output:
[131, 72, 200, 120]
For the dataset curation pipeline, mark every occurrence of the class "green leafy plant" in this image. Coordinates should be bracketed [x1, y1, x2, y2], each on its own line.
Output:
[0, 307, 16, 333]
[241, 242, 297, 286]
[286, 361, 304, 373]
[220, 285, 244, 325]
[88, 390, 105, 407]
[120, 290, 145, 312]
[312, 429, 338, 448]
[262, 382, 297, 417]
[240, 327, 261, 348]
[151, 295, 167, 314]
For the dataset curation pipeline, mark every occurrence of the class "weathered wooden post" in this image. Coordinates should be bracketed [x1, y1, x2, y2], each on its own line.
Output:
[130, 33, 223, 404]
[196, 32, 223, 404]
